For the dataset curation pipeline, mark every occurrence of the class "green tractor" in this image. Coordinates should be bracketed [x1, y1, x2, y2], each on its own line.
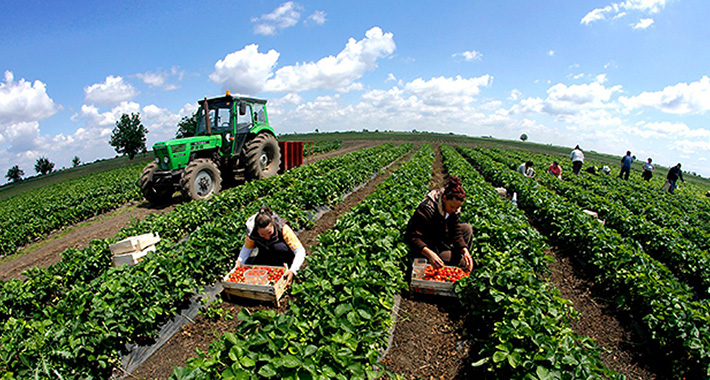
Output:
[140, 93, 282, 203]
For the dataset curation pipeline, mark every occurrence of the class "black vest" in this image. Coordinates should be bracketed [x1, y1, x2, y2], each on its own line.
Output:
[248, 215, 295, 267]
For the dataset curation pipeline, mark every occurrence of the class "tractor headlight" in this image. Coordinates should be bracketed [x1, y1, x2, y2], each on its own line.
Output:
[163, 156, 169, 164]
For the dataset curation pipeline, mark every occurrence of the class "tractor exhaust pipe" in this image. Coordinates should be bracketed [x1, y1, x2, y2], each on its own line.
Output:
[202, 97, 211, 135]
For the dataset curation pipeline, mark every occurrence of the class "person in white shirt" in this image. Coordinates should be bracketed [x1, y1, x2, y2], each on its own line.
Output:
[570, 145, 585, 175]
[641, 158, 654, 181]
[517, 161, 535, 177]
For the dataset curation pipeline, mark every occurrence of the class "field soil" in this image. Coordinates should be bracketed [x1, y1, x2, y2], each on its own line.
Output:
[545, 247, 663, 379]
[127, 144, 416, 379]
[381, 143, 477, 379]
[0, 201, 175, 281]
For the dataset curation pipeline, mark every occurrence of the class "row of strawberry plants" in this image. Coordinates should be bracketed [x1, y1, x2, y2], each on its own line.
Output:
[169, 144, 434, 380]
[440, 145, 620, 379]
[307, 139, 341, 155]
[0, 144, 395, 325]
[488, 146, 710, 298]
[461, 146, 710, 378]
[0, 161, 148, 257]
[499, 146, 710, 251]
[0, 144, 412, 378]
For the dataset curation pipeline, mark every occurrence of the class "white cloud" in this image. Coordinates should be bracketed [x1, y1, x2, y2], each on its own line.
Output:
[263, 27, 396, 93]
[542, 81, 622, 115]
[595, 74, 608, 84]
[509, 89, 522, 101]
[632, 121, 710, 140]
[581, 0, 666, 26]
[210, 44, 280, 94]
[252, 1, 303, 35]
[0, 71, 59, 126]
[548, 50, 555, 56]
[306, 10, 326, 25]
[403, 75, 492, 106]
[619, 76, 710, 114]
[210, 27, 395, 95]
[84, 76, 139, 106]
[633, 18, 654, 29]
[453, 50, 483, 62]
[136, 67, 183, 90]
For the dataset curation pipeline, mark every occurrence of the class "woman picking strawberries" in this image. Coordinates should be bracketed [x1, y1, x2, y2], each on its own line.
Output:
[236, 207, 305, 286]
[404, 176, 474, 275]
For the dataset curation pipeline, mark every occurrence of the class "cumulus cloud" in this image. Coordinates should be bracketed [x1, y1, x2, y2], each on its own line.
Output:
[252, 2, 303, 35]
[581, 0, 666, 26]
[264, 27, 396, 93]
[0, 71, 58, 126]
[84, 76, 139, 106]
[542, 82, 622, 115]
[403, 75, 492, 106]
[210, 28, 395, 94]
[619, 76, 710, 114]
[136, 67, 183, 90]
[632, 121, 710, 140]
[452, 50, 483, 62]
[633, 18, 654, 29]
[210, 44, 280, 94]
[306, 10, 326, 25]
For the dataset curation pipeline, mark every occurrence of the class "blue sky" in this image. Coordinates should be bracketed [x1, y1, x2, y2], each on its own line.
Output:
[2, 0, 710, 184]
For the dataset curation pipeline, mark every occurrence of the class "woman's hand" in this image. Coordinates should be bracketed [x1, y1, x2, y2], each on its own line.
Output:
[283, 270, 295, 286]
[461, 248, 474, 271]
[423, 247, 444, 269]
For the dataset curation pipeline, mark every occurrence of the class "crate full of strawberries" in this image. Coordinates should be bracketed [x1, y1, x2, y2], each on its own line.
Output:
[221, 264, 289, 306]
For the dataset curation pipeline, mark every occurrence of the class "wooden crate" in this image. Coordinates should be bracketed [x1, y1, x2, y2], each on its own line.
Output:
[410, 265, 465, 297]
[112, 245, 155, 267]
[220, 265, 289, 306]
[109, 233, 160, 255]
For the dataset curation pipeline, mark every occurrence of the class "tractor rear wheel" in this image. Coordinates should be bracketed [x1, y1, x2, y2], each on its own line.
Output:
[140, 162, 173, 204]
[180, 158, 222, 201]
[243, 133, 281, 180]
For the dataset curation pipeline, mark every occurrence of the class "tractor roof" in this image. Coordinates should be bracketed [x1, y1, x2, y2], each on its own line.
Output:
[200, 95, 267, 105]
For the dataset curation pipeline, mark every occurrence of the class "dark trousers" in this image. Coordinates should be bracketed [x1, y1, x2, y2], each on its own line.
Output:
[572, 161, 583, 175]
[405, 223, 473, 283]
[619, 167, 630, 180]
[642, 170, 652, 181]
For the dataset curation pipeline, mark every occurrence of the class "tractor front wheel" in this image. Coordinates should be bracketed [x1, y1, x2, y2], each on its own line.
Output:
[140, 162, 173, 204]
[180, 159, 222, 201]
[243, 133, 281, 180]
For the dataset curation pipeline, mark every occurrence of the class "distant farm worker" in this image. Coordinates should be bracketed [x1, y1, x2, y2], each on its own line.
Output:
[601, 165, 611, 175]
[236, 207, 305, 286]
[641, 158, 654, 181]
[666, 163, 685, 194]
[404, 176, 474, 278]
[570, 145, 585, 175]
[585, 166, 598, 175]
[547, 161, 562, 179]
[619, 151, 634, 180]
[517, 161, 535, 177]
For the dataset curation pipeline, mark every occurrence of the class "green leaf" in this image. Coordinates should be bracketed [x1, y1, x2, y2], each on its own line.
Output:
[258, 364, 277, 378]
[536, 366, 551, 380]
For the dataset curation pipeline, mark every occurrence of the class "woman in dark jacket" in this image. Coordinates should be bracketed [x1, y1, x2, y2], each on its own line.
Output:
[404, 176, 473, 272]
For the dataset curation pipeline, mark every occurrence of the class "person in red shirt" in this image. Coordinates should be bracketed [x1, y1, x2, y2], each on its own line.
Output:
[547, 161, 562, 179]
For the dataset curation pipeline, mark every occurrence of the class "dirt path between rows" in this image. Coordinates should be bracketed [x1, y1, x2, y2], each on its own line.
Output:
[381, 143, 475, 379]
[0, 142, 383, 282]
[0, 201, 176, 281]
[126, 144, 417, 379]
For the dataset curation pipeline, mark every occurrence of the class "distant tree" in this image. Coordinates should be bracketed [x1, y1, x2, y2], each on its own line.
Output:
[34, 157, 55, 175]
[72, 156, 81, 167]
[315, 128, 319, 133]
[5, 165, 24, 183]
[175, 112, 198, 139]
[109, 113, 148, 159]
[520, 133, 528, 142]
